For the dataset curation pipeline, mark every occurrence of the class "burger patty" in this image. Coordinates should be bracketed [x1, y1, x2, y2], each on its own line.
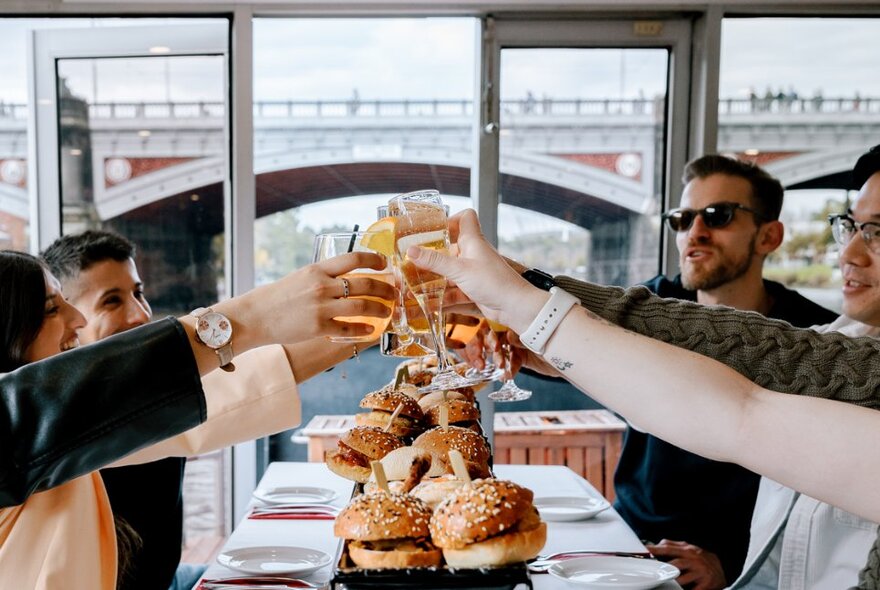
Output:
[336, 441, 370, 468]
[351, 537, 437, 552]
[372, 410, 418, 427]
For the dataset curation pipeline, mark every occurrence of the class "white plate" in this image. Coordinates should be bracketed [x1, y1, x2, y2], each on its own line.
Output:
[252, 486, 337, 505]
[217, 546, 332, 575]
[534, 496, 611, 521]
[548, 556, 679, 589]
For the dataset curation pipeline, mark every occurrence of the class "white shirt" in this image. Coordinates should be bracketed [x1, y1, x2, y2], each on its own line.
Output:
[731, 315, 880, 590]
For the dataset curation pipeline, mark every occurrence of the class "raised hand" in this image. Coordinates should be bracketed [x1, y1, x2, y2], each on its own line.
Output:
[234, 251, 396, 349]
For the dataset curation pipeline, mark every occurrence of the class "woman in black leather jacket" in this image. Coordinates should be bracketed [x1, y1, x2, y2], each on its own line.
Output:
[0, 248, 396, 508]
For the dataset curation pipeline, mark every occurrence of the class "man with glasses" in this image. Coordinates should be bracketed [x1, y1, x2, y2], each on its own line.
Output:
[614, 155, 837, 589]
[722, 144, 880, 590]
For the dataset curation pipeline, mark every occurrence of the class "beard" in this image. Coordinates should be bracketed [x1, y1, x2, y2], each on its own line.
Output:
[681, 234, 756, 291]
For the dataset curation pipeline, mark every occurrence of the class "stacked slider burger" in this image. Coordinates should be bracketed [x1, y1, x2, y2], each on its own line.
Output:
[430, 478, 547, 567]
[334, 489, 442, 568]
[413, 425, 491, 479]
[424, 399, 481, 432]
[356, 390, 425, 438]
[326, 426, 404, 483]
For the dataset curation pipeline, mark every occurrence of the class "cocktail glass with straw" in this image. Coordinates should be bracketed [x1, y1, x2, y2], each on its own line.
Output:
[486, 320, 533, 402]
[388, 190, 473, 392]
[311, 231, 394, 343]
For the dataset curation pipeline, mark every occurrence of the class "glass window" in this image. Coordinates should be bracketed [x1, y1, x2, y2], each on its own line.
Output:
[253, 17, 477, 461]
[17, 16, 230, 558]
[719, 17, 880, 313]
[57, 53, 227, 313]
[499, 48, 669, 287]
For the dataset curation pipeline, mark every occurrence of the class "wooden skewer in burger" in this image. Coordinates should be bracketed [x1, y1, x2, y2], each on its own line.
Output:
[429, 453, 547, 568]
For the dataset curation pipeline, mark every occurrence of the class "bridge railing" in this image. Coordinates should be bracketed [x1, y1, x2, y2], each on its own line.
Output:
[0, 96, 877, 121]
[718, 96, 879, 115]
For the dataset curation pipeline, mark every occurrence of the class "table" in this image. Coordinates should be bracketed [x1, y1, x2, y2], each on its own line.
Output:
[201, 462, 680, 589]
[298, 410, 626, 500]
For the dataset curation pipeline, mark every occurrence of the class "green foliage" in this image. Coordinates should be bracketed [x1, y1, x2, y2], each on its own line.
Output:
[254, 208, 364, 285]
[764, 264, 835, 287]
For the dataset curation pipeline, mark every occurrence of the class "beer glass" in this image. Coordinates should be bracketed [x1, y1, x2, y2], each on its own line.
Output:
[312, 231, 394, 343]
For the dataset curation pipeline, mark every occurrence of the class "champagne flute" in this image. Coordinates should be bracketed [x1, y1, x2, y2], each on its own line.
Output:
[388, 190, 473, 392]
[311, 231, 394, 342]
[376, 204, 433, 358]
[486, 320, 533, 402]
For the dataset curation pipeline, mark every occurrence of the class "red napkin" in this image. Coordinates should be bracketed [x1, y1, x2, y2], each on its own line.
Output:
[248, 511, 336, 520]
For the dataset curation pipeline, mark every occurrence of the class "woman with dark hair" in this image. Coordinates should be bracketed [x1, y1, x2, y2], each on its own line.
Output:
[0, 248, 395, 589]
[0, 251, 84, 372]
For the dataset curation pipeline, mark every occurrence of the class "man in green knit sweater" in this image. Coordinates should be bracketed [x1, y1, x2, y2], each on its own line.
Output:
[510, 144, 880, 589]
[617, 155, 837, 589]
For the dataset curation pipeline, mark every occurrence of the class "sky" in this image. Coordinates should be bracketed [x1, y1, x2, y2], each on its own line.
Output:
[4, 17, 880, 104]
[0, 15, 876, 239]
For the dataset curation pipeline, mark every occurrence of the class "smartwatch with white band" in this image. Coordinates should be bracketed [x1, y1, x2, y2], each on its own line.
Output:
[520, 286, 580, 355]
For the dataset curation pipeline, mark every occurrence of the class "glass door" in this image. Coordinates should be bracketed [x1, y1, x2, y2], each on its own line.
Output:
[29, 21, 236, 542]
[476, 18, 692, 422]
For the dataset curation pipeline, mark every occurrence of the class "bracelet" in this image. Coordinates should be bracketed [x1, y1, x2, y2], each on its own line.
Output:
[520, 286, 580, 354]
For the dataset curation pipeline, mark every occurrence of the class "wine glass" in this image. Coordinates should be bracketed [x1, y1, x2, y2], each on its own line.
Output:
[311, 231, 394, 343]
[486, 320, 533, 402]
[388, 190, 473, 392]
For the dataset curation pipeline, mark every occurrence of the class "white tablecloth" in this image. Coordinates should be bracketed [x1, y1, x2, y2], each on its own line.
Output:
[200, 462, 680, 589]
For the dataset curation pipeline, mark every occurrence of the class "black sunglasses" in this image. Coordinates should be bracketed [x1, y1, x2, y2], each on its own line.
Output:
[662, 202, 765, 232]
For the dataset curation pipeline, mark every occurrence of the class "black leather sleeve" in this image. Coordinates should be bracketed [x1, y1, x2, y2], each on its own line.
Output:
[0, 317, 207, 507]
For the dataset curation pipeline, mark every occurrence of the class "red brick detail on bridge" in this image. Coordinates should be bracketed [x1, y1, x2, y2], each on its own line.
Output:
[0, 211, 28, 251]
[0, 159, 27, 188]
[105, 157, 197, 188]
[555, 153, 642, 182]
[733, 151, 802, 166]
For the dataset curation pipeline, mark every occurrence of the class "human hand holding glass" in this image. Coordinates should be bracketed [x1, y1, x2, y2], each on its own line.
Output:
[311, 231, 395, 343]
[388, 190, 473, 392]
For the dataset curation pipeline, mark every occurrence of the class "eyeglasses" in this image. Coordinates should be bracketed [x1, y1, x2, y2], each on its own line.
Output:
[662, 202, 765, 232]
[829, 214, 880, 255]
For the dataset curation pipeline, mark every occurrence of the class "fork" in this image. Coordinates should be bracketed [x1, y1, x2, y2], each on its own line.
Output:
[250, 505, 339, 515]
[528, 550, 655, 572]
[200, 576, 322, 588]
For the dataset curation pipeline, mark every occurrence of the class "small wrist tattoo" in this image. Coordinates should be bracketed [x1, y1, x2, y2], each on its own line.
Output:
[549, 357, 573, 372]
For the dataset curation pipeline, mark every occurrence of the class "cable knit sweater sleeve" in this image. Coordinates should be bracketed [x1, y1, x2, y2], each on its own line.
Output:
[554, 276, 880, 408]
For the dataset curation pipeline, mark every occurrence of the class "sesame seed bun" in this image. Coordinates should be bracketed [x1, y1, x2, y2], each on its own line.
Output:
[357, 390, 425, 437]
[417, 390, 467, 412]
[425, 400, 481, 427]
[429, 479, 546, 567]
[334, 491, 442, 569]
[412, 426, 491, 472]
[360, 390, 423, 419]
[325, 427, 403, 483]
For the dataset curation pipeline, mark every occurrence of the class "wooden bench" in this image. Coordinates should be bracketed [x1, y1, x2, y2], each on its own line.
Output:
[298, 409, 625, 501]
[493, 410, 625, 501]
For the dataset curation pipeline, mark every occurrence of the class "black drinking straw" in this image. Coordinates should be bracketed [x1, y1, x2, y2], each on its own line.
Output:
[347, 224, 360, 253]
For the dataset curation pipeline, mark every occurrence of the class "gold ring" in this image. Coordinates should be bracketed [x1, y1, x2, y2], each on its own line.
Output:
[341, 277, 350, 298]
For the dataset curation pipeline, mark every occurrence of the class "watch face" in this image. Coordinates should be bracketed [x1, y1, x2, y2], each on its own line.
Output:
[196, 312, 232, 348]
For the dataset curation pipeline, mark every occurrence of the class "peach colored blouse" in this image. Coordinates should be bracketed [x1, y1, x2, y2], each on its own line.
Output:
[0, 345, 300, 590]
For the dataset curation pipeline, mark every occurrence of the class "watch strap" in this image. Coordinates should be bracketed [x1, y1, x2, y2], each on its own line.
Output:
[216, 344, 235, 372]
[520, 286, 579, 354]
[190, 306, 236, 371]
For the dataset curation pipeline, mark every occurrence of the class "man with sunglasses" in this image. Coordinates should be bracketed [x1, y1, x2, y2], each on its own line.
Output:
[614, 155, 837, 590]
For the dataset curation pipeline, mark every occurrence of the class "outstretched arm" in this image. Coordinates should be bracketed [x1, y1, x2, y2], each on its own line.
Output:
[411, 209, 880, 524]
[552, 276, 880, 408]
